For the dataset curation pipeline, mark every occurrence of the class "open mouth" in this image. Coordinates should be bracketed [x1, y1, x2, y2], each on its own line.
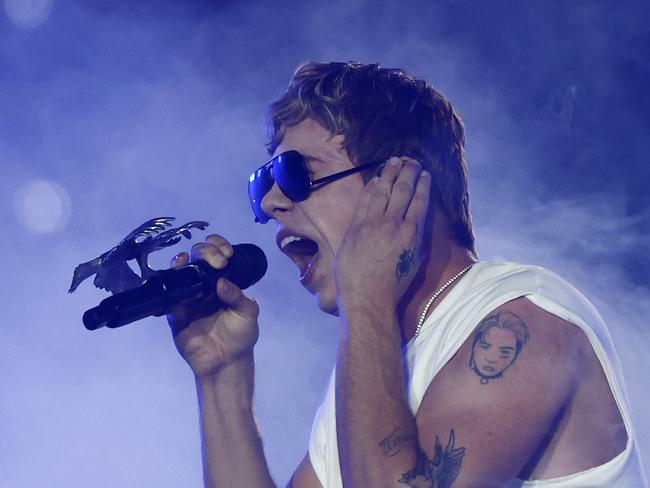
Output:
[277, 233, 320, 279]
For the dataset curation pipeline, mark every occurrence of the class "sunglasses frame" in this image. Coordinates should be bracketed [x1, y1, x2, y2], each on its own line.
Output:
[249, 150, 384, 223]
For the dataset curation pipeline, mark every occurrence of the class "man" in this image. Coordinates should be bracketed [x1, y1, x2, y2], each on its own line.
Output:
[167, 62, 646, 487]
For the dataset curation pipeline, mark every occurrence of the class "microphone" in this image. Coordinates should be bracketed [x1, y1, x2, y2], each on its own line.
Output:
[83, 243, 267, 331]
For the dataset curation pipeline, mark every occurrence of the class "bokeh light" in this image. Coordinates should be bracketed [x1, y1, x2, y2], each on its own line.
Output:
[13, 179, 72, 234]
[3, 0, 54, 29]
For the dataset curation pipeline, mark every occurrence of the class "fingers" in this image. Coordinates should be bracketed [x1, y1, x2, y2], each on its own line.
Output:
[182, 234, 232, 270]
[366, 156, 425, 221]
[404, 169, 431, 223]
[167, 233, 259, 332]
[206, 234, 233, 258]
[385, 158, 423, 219]
[170, 232, 236, 274]
[216, 278, 260, 317]
[366, 158, 399, 219]
[350, 176, 376, 226]
[405, 170, 431, 256]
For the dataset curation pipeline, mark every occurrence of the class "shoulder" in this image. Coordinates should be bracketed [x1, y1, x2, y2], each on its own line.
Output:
[482, 296, 587, 364]
[420, 296, 586, 413]
[413, 297, 590, 483]
[408, 263, 628, 484]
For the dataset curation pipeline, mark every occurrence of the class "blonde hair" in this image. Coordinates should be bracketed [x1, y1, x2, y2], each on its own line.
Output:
[266, 61, 475, 256]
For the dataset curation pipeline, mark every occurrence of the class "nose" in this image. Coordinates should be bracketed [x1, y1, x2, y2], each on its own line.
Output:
[260, 181, 294, 221]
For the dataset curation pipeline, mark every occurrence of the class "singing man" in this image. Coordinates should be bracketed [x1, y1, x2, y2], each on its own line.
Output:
[167, 61, 646, 487]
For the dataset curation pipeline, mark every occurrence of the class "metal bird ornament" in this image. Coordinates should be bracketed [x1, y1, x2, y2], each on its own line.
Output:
[68, 217, 209, 294]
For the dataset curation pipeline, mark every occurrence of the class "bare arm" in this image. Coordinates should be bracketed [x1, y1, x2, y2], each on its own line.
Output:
[169, 237, 321, 488]
[336, 302, 419, 486]
[337, 296, 583, 487]
[333, 157, 431, 486]
[196, 355, 276, 488]
[406, 299, 582, 486]
[170, 246, 276, 487]
[332, 158, 585, 486]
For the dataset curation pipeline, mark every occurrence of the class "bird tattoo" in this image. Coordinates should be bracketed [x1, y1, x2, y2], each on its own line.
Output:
[68, 217, 209, 294]
[398, 429, 466, 488]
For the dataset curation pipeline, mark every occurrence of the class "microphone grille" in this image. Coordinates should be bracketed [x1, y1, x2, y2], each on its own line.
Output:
[229, 243, 268, 289]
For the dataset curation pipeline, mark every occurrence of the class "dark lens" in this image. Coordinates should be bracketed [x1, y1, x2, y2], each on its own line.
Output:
[274, 150, 311, 201]
[248, 165, 273, 223]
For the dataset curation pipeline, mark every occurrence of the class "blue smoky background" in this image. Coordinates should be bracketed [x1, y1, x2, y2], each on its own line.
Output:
[0, 0, 648, 486]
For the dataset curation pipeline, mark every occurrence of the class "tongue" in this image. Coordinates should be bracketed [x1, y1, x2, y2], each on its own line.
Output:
[287, 238, 319, 256]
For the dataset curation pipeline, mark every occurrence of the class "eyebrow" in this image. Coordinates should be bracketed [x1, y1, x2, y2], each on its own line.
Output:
[499, 346, 515, 353]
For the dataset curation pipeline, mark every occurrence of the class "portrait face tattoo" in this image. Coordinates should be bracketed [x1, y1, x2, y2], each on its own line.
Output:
[469, 311, 529, 384]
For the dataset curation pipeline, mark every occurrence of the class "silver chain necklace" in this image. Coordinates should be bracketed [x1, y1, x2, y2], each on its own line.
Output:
[410, 264, 474, 343]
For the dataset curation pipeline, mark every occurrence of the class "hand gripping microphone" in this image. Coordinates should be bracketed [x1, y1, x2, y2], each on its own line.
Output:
[83, 243, 267, 331]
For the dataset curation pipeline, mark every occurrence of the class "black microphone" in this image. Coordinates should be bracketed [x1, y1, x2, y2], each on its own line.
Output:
[83, 243, 267, 331]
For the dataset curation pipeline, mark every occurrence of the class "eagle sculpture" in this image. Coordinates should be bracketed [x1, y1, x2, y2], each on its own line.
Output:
[68, 217, 209, 294]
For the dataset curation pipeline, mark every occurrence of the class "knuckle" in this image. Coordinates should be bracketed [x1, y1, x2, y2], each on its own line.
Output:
[411, 191, 427, 205]
[193, 243, 228, 267]
[205, 234, 234, 257]
[371, 185, 390, 199]
[219, 244, 234, 257]
[209, 252, 228, 268]
[394, 181, 413, 194]
[206, 234, 229, 246]
[405, 157, 421, 167]
[190, 242, 206, 257]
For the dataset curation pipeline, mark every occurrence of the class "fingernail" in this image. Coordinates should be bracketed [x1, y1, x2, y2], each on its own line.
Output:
[220, 279, 231, 293]
[388, 157, 401, 166]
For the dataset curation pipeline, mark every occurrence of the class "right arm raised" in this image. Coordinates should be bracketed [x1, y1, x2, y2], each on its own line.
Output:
[168, 235, 321, 488]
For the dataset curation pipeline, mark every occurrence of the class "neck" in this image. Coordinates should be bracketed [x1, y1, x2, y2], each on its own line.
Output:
[397, 214, 476, 344]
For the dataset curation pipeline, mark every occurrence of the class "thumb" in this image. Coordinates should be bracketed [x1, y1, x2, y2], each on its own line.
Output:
[216, 278, 259, 318]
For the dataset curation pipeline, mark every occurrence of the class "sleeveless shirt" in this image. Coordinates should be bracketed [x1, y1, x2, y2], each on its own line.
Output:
[308, 261, 647, 487]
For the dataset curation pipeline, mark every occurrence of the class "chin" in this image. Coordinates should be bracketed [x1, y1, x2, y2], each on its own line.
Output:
[315, 288, 340, 316]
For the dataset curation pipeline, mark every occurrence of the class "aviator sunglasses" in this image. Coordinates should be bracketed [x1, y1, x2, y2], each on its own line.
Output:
[248, 150, 384, 223]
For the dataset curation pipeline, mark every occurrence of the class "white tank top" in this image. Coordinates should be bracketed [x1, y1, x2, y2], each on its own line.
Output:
[308, 261, 647, 487]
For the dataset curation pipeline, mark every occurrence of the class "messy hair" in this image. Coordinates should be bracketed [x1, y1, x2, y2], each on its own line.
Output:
[266, 61, 475, 256]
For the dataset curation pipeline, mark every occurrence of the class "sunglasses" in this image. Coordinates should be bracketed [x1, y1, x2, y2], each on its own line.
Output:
[248, 150, 384, 223]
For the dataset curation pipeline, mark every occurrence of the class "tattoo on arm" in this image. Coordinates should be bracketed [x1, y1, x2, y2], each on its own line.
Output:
[469, 311, 530, 384]
[398, 429, 466, 488]
[379, 427, 417, 457]
[396, 249, 416, 280]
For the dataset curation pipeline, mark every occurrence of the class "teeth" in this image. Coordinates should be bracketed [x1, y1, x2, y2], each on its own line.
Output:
[280, 235, 303, 249]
